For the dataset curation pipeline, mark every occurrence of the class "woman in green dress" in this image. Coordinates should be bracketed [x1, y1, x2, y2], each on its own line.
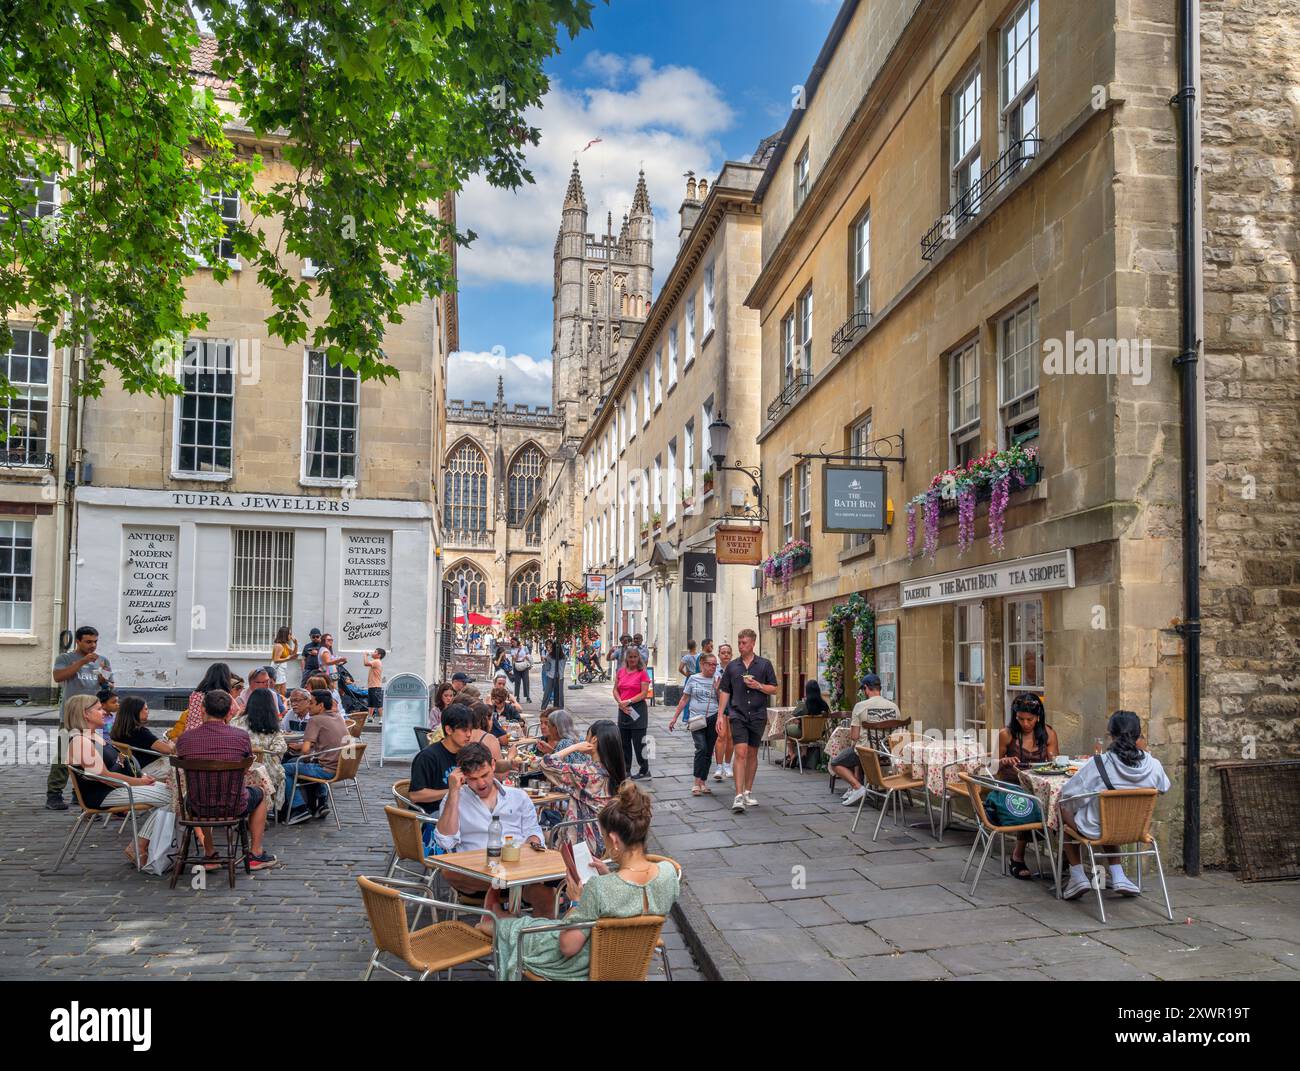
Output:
[491, 780, 679, 981]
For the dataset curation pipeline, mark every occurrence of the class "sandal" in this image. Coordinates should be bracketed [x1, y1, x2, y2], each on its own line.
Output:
[1008, 859, 1033, 880]
[692, 785, 703, 796]
[698, 785, 713, 795]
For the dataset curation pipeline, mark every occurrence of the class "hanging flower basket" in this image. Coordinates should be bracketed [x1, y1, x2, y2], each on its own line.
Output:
[825, 593, 876, 710]
[906, 443, 1039, 560]
[760, 539, 811, 591]
[505, 593, 603, 643]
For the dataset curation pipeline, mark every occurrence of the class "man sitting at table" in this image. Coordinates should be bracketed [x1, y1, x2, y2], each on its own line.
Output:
[434, 743, 555, 915]
[829, 674, 904, 808]
[280, 689, 349, 820]
[408, 704, 476, 821]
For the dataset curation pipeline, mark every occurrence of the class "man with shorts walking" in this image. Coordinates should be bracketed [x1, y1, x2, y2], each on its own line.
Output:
[718, 628, 778, 812]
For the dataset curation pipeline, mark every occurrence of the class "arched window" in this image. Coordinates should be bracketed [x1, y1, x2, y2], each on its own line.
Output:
[446, 561, 488, 612]
[510, 563, 541, 607]
[507, 444, 544, 526]
[444, 441, 488, 534]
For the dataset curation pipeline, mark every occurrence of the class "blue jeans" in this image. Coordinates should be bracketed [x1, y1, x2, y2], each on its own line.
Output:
[282, 760, 329, 810]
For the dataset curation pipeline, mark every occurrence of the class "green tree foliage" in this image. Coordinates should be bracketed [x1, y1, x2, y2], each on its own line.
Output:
[0, 0, 595, 405]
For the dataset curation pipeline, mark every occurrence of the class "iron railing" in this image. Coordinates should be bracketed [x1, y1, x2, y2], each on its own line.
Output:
[921, 137, 1042, 261]
[0, 447, 54, 470]
[831, 310, 872, 356]
[766, 371, 813, 422]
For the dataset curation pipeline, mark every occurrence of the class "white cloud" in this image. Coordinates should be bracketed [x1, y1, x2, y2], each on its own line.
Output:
[447, 349, 554, 410]
[456, 55, 737, 295]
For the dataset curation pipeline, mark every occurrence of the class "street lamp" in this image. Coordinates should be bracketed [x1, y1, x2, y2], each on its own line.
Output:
[709, 412, 763, 508]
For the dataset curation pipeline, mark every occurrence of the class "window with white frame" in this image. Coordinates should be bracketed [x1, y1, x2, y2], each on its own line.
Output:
[797, 460, 811, 542]
[0, 520, 34, 632]
[703, 262, 716, 335]
[628, 389, 637, 439]
[781, 313, 796, 384]
[853, 211, 871, 316]
[948, 339, 981, 467]
[652, 457, 662, 523]
[13, 172, 57, 224]
[797, 286, 813, 375]
[654, 349, 663, 406]
[667, 438, 678, 524]
[1, 328, 51, 466]
[952, 66, 982, 212]
[176, 338, 234, 476]
[642, 369, 651, 425]
[999, 298, 1039, 447]
[794, 144, 810, 209]
[618, 488, 627, 562]
[230, 528, 294, 651]
[683, 420, 695, 500]
[684, 296, 696, 367]
[1001, 0, 1039, 157]
[1005, 595, 1045, 708]
[701, 396, 714, 480]
[304, 350, 359, 481]
[667, 326, 678, 388]
[780, 471, 793, 545]
[954, 602, 987, 732]
[641, 469, 650, 525]
[208, 189, 241, 264]
[849, 414, 873, 547]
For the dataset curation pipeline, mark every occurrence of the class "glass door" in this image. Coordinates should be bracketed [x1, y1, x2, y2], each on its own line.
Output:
[954, 602, 987, 733]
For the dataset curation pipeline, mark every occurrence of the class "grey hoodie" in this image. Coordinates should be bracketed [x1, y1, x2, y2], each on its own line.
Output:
[1061, 751, 1170, 839]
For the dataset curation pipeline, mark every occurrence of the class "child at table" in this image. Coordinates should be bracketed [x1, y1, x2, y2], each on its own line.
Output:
[993, 693, 1058, 878]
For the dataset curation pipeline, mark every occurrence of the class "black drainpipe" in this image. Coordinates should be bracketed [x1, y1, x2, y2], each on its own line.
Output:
[1173, 0, 1202, 876]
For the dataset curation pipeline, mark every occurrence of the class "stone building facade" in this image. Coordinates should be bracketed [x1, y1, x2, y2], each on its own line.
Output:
[442, 379, 564, 625]
[746, 0, 1297, 863]
[578, 161, 766, 678]
[1, 40, 457, 698]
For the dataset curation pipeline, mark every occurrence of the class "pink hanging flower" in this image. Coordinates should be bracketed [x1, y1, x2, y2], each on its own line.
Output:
[906, 501, 917, 560]
[988, 473, 1012, 552]
[922, 491, 940, 559]
[957, 486, 977, 555]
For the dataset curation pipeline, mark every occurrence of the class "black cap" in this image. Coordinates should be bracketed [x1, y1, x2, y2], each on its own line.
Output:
[451, 672, 470, 683]
[863, 673, 882, 689]
[309, 628, 322, 637]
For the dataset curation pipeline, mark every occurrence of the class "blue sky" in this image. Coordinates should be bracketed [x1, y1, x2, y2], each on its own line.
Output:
[447, 0, 842, 408]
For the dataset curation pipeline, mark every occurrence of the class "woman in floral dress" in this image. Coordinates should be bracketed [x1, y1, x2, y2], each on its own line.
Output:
[540, 719, 626, 856]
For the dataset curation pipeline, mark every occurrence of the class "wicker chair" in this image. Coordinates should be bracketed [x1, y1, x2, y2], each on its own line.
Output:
[850, 745, 928, 840]
[357, 875, 495, 981]
[957, 773, 1054, 894]
[1056, 787, 1172, 923]
[391, 778, 416, 811]
[828, 717, 912, 793]
[54, 766, 153, 873]
[345, 710, 372, 766]
[284, 741, 368, 829]
[935, 752, 994, 843]
[169, 755, 255, 889]
[383, 805, 455, 925]
[785, 715, 829, 773]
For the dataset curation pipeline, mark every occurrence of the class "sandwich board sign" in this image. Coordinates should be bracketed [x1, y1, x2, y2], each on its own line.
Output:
[380, 673, 429, 764]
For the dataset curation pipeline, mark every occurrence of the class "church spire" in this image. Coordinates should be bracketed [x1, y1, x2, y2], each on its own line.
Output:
[495, 374, 505, 410]
[631, 168, 651, 215]
[564, 160, 587, 210]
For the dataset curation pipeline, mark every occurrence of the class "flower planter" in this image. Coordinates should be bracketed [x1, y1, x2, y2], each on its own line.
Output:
[906, 444, 1040, 559]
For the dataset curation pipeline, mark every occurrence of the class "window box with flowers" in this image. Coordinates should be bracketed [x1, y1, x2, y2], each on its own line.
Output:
[905, 443, 1040, 559]
[760, 539, 812, 591]
[701, 468, 716, 497]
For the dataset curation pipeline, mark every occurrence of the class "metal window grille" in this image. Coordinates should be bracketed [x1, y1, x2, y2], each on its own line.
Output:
[230, 529, 294, 651]
[305, 350, 358, 480]
[178, 338, 234, 474]
[1, 328, 50, 466]
[0, 520, 34, 632]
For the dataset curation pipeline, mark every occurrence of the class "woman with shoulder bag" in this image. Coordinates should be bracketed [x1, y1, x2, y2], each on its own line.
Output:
[669, 652, 720, 796]
[510, 636, 533, 703]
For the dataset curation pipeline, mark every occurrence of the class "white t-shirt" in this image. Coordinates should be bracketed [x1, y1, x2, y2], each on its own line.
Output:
[851, 695, 900, 728]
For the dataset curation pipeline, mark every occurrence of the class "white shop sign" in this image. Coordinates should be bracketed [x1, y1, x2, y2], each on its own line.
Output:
[120, 526, 179, 642]
[341, 530, 392, 648]
[900, 549, 1075, 608]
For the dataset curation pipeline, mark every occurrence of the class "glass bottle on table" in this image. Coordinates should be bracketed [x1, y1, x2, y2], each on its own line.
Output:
[486, 815, 503, 858]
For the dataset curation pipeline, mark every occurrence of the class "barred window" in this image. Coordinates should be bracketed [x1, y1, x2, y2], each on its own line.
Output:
[448, 561, 487, 612]
[445, 441, 489, 533]
[230, 529, 293, 651]
[304, 351, 359, 481]
[510, 563, 541, 607]
[176, 338, 234, 475]
[0, 520, 34, 632]
[507, 444, 544, 526]
[1, 328, 50, 466]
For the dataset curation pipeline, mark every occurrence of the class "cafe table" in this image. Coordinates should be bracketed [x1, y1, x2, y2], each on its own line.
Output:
[426, 847, 569, 914]
[896, 738, 989, 798]
[1016, 760, 1086, 831]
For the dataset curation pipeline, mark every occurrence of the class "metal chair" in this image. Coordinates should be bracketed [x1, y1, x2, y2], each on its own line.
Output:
[357, 875, 495, 981]
[829, 717, 912, 792]
[935, 752, 994, 843]
[1056, 787, 1172, 923]
[170, 755, 255, 889]
[383, 805, 457, 925]
[850, 744, 929, 840]
[54, 767, 152, 873]
[785, 715, 829, 773]
[345, 710, 372, 766]
[957, 773, 1055, 894]
[283, 740, 368, 829]
[391, 778, 416, 811]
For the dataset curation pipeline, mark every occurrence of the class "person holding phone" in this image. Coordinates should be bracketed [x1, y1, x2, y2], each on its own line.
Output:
[718, 628, 778, 813]
[613, 646, 652, 780]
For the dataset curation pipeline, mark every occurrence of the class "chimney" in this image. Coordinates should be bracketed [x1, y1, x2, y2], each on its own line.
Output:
[679, 170, 704, 250]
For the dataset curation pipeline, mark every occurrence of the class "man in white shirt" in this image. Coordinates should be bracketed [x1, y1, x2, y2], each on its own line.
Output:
[434, 742, 554, 914]
[829, 673, 904, 807]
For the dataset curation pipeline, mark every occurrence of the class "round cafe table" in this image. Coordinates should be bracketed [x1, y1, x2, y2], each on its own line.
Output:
[896, 738, 988, 797]
[1016, 763, 1085, 830]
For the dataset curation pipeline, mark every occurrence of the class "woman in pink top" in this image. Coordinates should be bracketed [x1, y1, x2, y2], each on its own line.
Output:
[612, 646, 653, 780]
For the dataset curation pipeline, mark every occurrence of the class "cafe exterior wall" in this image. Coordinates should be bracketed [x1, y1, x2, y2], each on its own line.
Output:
[746, 0, 1300, 862]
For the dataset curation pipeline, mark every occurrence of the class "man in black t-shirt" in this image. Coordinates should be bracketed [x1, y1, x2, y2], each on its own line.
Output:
[718, 628, 778, 813]
[299, 628, 323, 686]
[408, 705, 475, 817]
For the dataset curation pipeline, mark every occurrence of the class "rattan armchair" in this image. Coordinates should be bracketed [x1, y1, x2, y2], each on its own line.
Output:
[345, 710, 372, 766]
[284, 740, 368, 829]
[507, 914, 668, 981]
[54, 767, 153, 873]
[958, 773, 1055, 894]
[357, 875, 495, 981]
[935, 752, 995, 843]
[850, 745, 929, 840]
[383, 804, 459, 925]
[1055, 787, 1172, 923]
[786, 715, 830, 773]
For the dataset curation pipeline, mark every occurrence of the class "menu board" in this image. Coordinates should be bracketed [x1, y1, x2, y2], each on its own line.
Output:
[341, 530, 391, 648]
[875, 621, 898, 704]
[380, 673, 430, 763]
[120, 526, 179, 642]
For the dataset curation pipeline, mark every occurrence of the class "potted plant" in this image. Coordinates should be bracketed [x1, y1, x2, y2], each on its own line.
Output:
[701, 468, 715, 495]
[651, 511, 662, 533]
[760, 539, 813, 591]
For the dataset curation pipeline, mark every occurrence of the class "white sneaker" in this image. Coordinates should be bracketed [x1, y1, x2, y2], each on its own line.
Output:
[712, 765, 723, 782]
[1061, 872, 1092, 900]
[732, 794, 746, 813]
[841, 786, 867, 807]
[723, 762, 733, 777]
[743, 791, 757, 808]
[1108, 871, 1140, 896]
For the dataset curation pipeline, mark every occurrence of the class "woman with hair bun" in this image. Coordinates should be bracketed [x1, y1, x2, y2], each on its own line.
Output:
[1059, 710, 1170, 901]
[490, 780, 680, 981]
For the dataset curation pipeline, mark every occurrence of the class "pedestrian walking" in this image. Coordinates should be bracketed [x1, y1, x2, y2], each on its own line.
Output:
[613, 646, 652, 779]
[299, 627, 323, 687]
[712, 642, 735, 782]
[510, 636, 533, 703]
[48, 625, 113, 810]
[718, 628, 778, 813]
[669, 651, 720, 796]
[271, 626, 298, 696]
[540, 639, 564, 708]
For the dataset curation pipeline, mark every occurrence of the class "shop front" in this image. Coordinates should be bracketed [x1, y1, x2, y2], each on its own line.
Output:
[766, 603, 811, 706]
